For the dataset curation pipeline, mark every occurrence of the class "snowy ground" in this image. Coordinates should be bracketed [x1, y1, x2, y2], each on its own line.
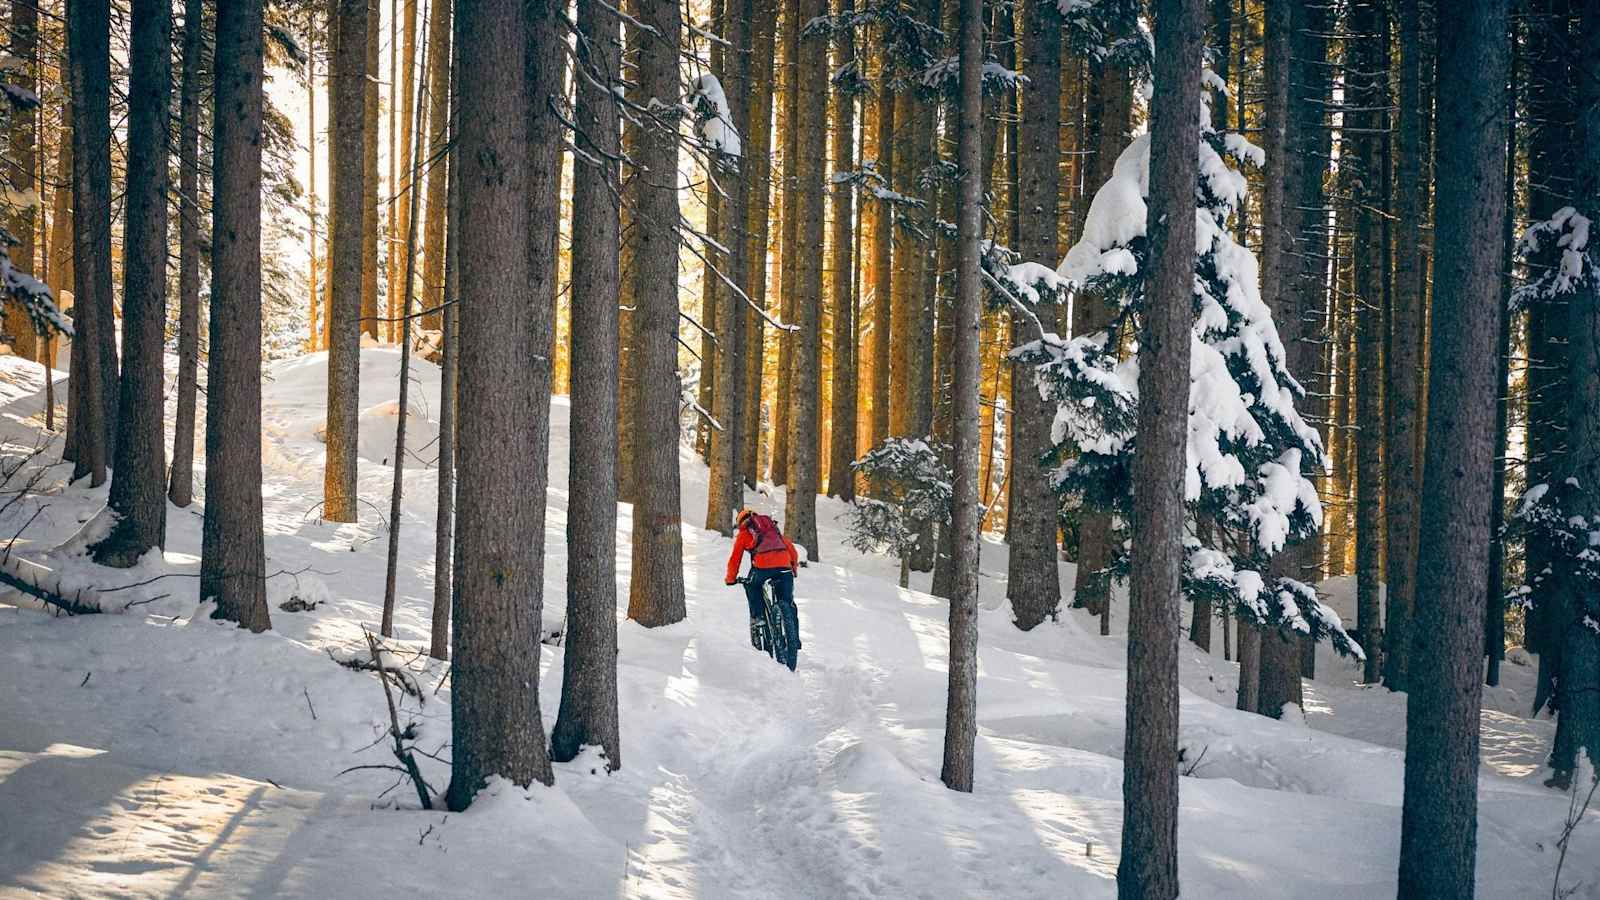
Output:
[0, 348, 1594, 899]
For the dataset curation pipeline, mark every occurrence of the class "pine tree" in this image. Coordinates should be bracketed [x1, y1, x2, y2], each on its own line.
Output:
[703, 0, 753, 536]
[325, 0, 367, 524]
[625, 0, 688, 627]
[939, 0, 982, 791]
[1395, 1, 1510, 893]
[66, 0, 116, 489]
[4, 0, 38, 364]
[1006, 0, 1063, 631]
[448, 0, 558, 810]
[785, 0, 827, 560]
[1116, 3, 1202, 893]
[203, 0, 271, 633]
[360, 0, 380, 341]
[168, 0, 205, 509]
[551, 0, 623, 769]
[91, 0, 172, 568]
[419, 0, 451, 329]
[742, 0, 778, 490]
[826, 1, 859, 502]
[431, 45, 460, 662]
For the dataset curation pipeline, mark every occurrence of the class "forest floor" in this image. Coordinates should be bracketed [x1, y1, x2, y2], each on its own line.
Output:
[0, 347, 1595, 899]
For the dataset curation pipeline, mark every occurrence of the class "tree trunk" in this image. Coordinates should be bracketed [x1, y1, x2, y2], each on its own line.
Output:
[419, 0, 451, 330]
[940, 0, 982, 793]
[66, 0, 113, 488]
[168, 0, 204, 509]
[696, 0, 723, 463]
[1069, 40, 1131, 622]
[625, 0, 688, 628]
[825, 0, 857, 501]
[869, 71, 894, 453]
[1007, 0, 1062, 630]
[1485, 22, 1516, 688]
[1235, 625, 1260, 712]
[361, 0, 380, 340]
[325, 0, 368, 524]
[551, 0, 623, 769]
[1545, 0, 1600, 788]
[431, 56, 459, 662]
[4, 0, 38, 362]
[705, 0, 753, 535]
[92, 0, 172, 569]
[784, 0, 826, 561]
[202, 0, 271, 634]
[771, 0, 799, 487]
[1396, 1, 1509, 893]
[1118, 5, 1201, 898]
[1347, 0, 1385, 684]
[742, 0, 777, 490]
[390, 0, 418, 340]
[448, 0, 558, 811]
[1382, 0, 1427, 693]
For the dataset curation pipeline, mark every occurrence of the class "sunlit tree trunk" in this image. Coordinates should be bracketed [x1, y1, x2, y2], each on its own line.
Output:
[325, 0, 368, 523]
[168, 0, 204, 509]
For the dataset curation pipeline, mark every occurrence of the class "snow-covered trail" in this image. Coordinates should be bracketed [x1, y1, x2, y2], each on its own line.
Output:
[0, 349, 1595, 899]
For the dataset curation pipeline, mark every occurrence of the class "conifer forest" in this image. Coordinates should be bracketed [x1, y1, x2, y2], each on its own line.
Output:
[2, 0, 1599, 896]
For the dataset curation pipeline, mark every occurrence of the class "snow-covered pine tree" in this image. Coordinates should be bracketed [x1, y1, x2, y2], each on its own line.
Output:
[845, 437, 952, 588]
[1014, 72, 1363, 660]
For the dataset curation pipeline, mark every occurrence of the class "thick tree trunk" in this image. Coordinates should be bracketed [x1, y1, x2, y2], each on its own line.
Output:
[940, 0, 982, 793]
[1395, 1, 1509, 893]
[1118, 5, 1202, 898]
[66, 0, 114, 488]
[551, 0, 623, 768]
[168, 0, 204, 509]
[1382, 0, 1427, 693]
[325, 0, 368, 523]
[1007, 0, 1063, 630]
[705, 0, 753, 535]
[202, 0, 271, 634]
[825, 1, 857, 501]
[448, 0, 558, 810]
[1235, 626, 1260, 711]
[784, 0, 826, 561]
[92, 0, 172, 568]
[625, 0, 688, 627]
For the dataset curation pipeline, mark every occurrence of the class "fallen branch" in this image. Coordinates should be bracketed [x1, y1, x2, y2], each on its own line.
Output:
[365, 630, 434, 810]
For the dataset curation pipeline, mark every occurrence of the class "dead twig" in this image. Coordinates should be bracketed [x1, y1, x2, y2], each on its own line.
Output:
[365, 630, 434, 810]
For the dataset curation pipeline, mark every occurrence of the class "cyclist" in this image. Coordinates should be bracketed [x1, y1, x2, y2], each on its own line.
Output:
[724, 508, 801, 669]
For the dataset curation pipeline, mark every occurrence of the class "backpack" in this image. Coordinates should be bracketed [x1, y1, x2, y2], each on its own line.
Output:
[745, 514, 788, 556]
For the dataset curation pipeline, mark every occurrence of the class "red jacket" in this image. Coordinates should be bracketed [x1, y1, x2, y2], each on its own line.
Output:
[726, 520, 799, 582]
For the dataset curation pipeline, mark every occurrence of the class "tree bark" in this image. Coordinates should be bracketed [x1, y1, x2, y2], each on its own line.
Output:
[1545, 0, 1600, 788]
[168, 0, 204, 509]
[742, 0, 777, 490]
[390, 0, 419, 340]
[771, 0, 799, 487]
[1485, 20, 1516, 688]
[1117, 5, 1202, 899]
[825, 0, 857, 501]
[940, 0, 983, 793]
[325, 0, 368, 524]
[419, 0, 452, 330]
[4, 0, 38, 362]
[65, 0, 113, 488]
[431, 55, 459, 662]
[92, 0, 172, 568]
[1382, 0, 1427, 693]
[625, 0, 688, 627]
[552, 0, 623, 768]
[784, 0, 826, 561]
[448, 0, 558, 810]
[361, 0, 380, 340]
[705, 0, 753, 535]
[1007, 0, 1062, 630]
[1346, 0, 1385, 684]
[869, 70, 893, 454]
[202, 0, 271, 634]
[1395, 1, 1509, 893]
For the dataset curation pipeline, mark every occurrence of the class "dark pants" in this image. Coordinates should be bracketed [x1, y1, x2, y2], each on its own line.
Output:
[743, 567, 800, 663]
